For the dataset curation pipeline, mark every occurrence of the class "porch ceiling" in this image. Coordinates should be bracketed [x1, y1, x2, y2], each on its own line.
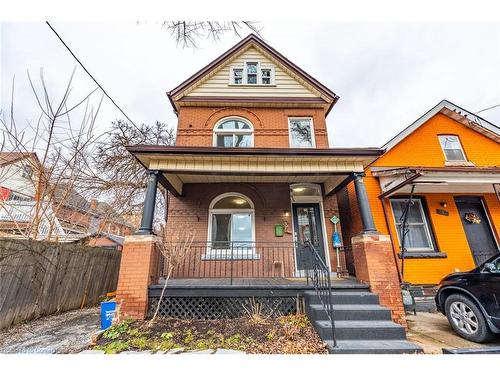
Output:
[372, 166, 500, 196]
[127, 145, 382, 197]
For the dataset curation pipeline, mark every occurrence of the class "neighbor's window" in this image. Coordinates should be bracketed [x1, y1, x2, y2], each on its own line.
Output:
[214, 118, 253, 147]
[209, 194, 254, 249]
[289, 118, 315, 148]
[390, 198, 435, 251]
[21, 165, 33, 179]
[438, 135, 467, 162]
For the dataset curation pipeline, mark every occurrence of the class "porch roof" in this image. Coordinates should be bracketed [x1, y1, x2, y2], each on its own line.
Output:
[127, 145, 382, 197]
[371, 166, 500, 197]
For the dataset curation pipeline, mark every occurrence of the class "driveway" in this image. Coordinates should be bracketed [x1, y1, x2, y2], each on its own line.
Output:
[0, 307, 99, 354]
[406, 312, 500, 354]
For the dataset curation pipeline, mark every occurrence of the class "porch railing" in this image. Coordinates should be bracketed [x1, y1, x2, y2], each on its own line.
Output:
[305, 240, 337, 347]
[153, 241, 354, 285]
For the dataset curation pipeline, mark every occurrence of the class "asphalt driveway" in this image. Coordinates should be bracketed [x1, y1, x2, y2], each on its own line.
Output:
[0, 307, 99, 354]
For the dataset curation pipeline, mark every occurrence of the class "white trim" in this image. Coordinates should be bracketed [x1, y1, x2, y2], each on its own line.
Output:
[382, 100, 500, 152]
[288, 117, 316, 148]
[205, 192, 257, 260]
[212, 116, 254, 147]
[289, 183, 332, 275]
[389, 197, 435, 252]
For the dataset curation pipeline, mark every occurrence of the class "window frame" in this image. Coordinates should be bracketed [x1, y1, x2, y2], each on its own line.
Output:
[229, 62, 275, 85]
[288, 117, 316, 148]
[213, 117, 254, 148]
[438, 134, 467, 162]
[205, 192, 257, 260]
[389, 197, 437, 252]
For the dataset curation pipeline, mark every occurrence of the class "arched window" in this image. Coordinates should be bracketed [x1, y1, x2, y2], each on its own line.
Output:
[213, 118, 253, 147]
[208, 193, 255, 254]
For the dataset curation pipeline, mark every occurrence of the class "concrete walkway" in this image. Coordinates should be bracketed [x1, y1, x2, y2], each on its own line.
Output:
[406, 312, 500, 354]
[0, 307, 99, 354]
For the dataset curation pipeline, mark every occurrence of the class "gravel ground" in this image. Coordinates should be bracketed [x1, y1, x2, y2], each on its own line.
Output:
[0, 307, 100, 354]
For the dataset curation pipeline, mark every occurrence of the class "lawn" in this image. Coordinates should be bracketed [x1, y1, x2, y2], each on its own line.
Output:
[93, 314, 327, 354]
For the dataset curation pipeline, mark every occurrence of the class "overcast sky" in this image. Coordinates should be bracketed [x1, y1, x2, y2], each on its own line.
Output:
[1, 21, 499, 148]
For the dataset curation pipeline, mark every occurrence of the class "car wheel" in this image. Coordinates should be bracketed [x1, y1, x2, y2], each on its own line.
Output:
[444, 294, 494, 343]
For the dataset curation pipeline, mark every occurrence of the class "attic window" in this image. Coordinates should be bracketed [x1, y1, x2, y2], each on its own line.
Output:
[438, 135, 467, 162]
[230, 63, 274, 85]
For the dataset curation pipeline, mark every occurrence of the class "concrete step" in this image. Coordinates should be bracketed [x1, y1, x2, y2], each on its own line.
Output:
[326, 340, 423, 354]
[304, 290, 379, 305]
[307, 303, 392, 321]
[314, 320, 407, 341]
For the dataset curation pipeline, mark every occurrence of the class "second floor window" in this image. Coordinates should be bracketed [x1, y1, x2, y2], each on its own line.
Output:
[214, 118, 254, 147]
[289, 118, 315, 148]
[438, 135, 467, 162]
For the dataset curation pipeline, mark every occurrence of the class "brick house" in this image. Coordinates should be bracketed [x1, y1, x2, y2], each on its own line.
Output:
[338, 100, 500, 294]
[117, 35, 421, 353]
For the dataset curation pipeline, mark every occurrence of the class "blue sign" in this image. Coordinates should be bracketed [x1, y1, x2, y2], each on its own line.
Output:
[332, 232, 342, 247]
[100, 301, 117, 330]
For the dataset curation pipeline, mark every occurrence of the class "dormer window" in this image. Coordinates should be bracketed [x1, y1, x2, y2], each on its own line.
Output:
[246, 62, 258, 84]
[214, 118, 254, 147]
[438, 135, 467, 162]
[230, 62, 274, 85]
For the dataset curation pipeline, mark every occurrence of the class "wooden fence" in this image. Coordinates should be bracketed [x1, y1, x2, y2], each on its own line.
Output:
[0, 239, 121, 330]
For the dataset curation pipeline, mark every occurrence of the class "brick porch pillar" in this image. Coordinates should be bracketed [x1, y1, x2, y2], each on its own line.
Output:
[352, 234, 406, 327]
[116, 235, 159, 320]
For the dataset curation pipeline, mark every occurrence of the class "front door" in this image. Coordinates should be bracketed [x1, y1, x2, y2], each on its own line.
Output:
[455, 196, 499, 266]
[292, 203, 327, 271]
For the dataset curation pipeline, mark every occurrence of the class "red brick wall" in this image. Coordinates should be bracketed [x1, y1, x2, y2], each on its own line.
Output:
[175, 106, 329, 148]
[116, 235, 159, 320]
[165, 183, 342, 276]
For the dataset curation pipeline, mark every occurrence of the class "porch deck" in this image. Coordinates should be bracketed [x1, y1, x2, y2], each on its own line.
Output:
[149, 277, 367, 297]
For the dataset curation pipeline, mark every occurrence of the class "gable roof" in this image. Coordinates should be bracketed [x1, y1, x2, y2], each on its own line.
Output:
[167, 34, 339, 114]
[382, 99, 500, 152]
[0, 152, 40, 168]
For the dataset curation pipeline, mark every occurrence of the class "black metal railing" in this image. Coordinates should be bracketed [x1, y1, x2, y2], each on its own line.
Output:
[156, 241, 298, 284]
[305, 240, 337, 347]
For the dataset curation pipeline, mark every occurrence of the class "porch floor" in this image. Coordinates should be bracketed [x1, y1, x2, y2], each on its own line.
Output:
[149, 277, 367, 297]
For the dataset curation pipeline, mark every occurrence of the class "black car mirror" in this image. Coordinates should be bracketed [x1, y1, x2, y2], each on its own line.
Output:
[483, 263, 497, 273]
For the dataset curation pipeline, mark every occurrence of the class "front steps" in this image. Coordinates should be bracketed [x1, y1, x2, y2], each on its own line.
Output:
[304, 289, 422, 354]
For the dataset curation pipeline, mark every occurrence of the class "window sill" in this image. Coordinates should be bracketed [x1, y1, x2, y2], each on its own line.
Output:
[228, 84, 276, 87]
[444, 161, 475, 167]
[398, 252, 447, 259]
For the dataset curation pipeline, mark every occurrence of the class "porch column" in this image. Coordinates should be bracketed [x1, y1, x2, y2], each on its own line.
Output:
[353, 172, 377, 233]
[136, 170, 160, 235]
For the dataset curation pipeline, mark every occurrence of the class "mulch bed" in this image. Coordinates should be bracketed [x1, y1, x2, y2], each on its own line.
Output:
[94, 314, 327, 354]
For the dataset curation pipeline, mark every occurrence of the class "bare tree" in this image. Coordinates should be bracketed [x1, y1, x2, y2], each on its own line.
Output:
[0, 68, 104, 241]
[81, 119, 175, 227]
[163, 21, 262, 48]
[149, 227, 194, 324]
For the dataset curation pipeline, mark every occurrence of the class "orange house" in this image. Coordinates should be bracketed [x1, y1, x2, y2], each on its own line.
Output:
[338, 100, 500, 286]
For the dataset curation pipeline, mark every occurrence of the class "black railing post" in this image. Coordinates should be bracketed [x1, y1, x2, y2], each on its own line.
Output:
[230, 242, 234, 286]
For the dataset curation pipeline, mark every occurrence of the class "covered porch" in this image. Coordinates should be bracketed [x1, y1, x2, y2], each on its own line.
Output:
[127, 146, 382, 283]
[373, 166, 500, 284]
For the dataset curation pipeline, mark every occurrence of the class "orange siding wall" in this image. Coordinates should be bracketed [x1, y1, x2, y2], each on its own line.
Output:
[175, 106, 329, 148]
[340, 113, 500, 285]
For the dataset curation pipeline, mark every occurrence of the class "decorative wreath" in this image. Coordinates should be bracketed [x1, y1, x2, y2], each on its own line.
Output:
[464, 212, 481, 224]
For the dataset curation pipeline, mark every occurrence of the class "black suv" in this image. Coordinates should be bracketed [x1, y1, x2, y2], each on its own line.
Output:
[435, 254, 500, 343]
